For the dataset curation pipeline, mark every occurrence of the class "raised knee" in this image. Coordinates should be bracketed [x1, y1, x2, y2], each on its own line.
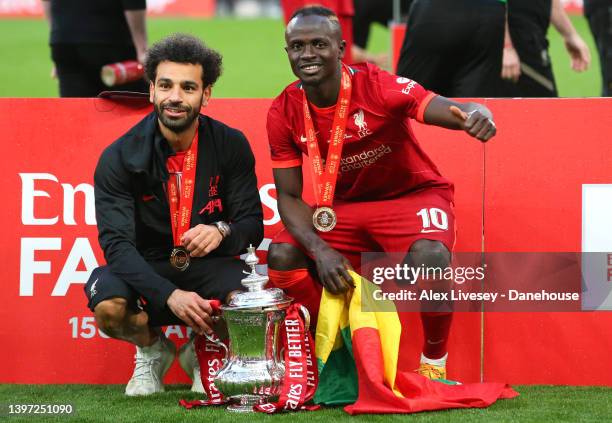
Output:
[94, 298, 128, 335]
[408, 240, 450, 269]
[268, 243, 308, 270]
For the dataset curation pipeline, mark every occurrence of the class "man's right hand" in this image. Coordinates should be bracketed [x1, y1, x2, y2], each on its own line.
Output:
[314, 246, 354, 295]
[167, 289, 214, 335]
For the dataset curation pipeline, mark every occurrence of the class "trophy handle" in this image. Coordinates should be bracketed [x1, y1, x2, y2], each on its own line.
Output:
[203, 331, 229, 361]
[298, 305, 311, 331]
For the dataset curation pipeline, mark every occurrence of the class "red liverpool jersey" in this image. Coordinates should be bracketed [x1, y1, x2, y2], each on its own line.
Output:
[267, 63, 453, 201]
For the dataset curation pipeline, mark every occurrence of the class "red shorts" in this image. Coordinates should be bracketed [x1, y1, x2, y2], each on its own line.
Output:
[273, 188, 456, 270]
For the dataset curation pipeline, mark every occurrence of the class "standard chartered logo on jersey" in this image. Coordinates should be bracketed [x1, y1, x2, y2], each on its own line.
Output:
[582, 184, 612, 310]
[340, 144, 392, 172]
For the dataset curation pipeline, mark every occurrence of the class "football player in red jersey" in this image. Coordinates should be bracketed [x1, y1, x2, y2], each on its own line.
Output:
[266, 6, 496, 381]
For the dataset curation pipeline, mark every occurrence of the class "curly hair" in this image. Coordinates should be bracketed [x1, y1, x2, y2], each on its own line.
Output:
[144, 33, 223, 87]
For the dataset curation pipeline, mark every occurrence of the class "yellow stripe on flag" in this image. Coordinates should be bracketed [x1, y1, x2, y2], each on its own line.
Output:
[347, 271, 403, 397]
[315, 288, 349, 364]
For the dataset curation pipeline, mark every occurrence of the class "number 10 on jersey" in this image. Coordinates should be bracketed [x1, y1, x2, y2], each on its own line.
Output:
[417, 207, 448, 231]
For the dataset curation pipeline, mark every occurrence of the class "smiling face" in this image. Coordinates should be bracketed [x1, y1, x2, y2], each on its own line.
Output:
[149, 61, 211, 134]
[285, 14, 345, 87]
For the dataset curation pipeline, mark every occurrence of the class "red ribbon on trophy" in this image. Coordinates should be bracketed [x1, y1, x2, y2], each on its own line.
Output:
[254, 303, 319, 413]
[167, 129, 198, 271]
[303, 66, 352, 232]
[179, 299, 229, 409]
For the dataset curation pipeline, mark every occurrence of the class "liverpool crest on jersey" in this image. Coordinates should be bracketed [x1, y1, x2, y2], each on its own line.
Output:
[353, 109, 372, 139]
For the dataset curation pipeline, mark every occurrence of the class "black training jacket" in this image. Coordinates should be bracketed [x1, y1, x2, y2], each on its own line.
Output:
[94, 112, 264, 310]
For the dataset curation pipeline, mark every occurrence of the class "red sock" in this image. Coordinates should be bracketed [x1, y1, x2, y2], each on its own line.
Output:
[268, 268, 322, 329]
[420, 312, 453, 360]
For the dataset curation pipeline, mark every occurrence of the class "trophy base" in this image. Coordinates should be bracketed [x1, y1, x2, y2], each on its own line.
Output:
[226, 394, 266, 413]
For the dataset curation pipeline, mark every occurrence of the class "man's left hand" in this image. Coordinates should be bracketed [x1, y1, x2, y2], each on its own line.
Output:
[181, 224, 223, 257]
[450, 105, 496, 142]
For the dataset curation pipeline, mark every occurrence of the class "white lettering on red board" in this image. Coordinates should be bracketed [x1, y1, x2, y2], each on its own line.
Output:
[17, 173, 281, 296]
[20, 173, 96, 226]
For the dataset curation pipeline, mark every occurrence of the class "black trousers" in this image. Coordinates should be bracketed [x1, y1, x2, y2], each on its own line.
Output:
[586, 5, 612, 96]
[51, 43, 148, 98]
[84, 257, 247, 327]
[396, 0, 505, 97]
[353, 0, 413, 48]
[499, 24, 557, 97]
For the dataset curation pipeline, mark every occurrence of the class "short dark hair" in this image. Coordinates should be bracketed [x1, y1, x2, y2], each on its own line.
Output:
[144, 33, 223, 87]
[290, 5, 337, 21]
[289, 6, 342, 35]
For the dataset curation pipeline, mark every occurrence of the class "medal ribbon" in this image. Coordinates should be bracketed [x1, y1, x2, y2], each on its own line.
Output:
[303, 66, 352, 208]
[167, 129, 198, 249]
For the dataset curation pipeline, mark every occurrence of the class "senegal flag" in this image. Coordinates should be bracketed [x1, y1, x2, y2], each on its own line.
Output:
[314, 270, 517, 414]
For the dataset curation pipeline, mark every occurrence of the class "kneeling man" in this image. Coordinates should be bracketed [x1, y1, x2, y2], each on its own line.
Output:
[266, 7, 496, 381]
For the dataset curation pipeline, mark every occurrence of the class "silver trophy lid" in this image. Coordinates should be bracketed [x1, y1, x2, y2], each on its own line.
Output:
[225, 245, 292, 309]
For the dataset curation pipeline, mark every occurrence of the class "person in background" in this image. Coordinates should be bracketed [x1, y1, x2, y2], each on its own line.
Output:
[352, 0, 413, 68]
[216, 0, 236, 16]
[501, 0, 591, 96]
[584, 0, 611, 96]
[41, 0, 148, 97]
[396, 0, 506, 97]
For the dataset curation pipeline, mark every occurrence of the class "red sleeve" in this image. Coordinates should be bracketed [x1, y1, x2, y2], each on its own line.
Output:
[267, 98, 303, 168]
[374, 66, 436, 123]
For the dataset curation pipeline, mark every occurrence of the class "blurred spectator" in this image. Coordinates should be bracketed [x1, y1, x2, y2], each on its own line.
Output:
[229, 0, 282, 17]
[352, 0, 413, 68]
[584, 0, 611, 96]
[42, 0, 148, 97]
[396, 0, 506, 97]
[280, 0, 354, 62]
[501, 0, 590, 97]
[216, 0, 236, 16]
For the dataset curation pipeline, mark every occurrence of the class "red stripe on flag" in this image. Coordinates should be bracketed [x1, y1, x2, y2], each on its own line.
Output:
[344, 327, 517, 415]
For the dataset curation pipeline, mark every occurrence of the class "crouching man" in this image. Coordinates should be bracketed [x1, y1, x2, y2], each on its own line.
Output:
[85, 33, 263, 396]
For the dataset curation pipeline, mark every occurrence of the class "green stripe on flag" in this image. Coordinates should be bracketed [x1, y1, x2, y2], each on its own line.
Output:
[314, 326, 358, 405]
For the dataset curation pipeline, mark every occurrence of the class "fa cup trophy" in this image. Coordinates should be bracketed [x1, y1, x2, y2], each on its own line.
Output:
[204, 245, 310, 412]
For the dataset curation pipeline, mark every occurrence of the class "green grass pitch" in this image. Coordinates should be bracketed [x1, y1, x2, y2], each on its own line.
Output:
[1, 384, 611, 422]
[0, 16, 602, 98]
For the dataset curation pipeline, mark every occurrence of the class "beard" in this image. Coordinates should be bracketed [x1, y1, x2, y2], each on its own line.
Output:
[154, 98, 200, 134]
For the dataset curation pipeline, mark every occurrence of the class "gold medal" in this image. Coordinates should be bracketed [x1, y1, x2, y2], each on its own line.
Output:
[170, 246, 190, 271]
[313, 207, 337, 232]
